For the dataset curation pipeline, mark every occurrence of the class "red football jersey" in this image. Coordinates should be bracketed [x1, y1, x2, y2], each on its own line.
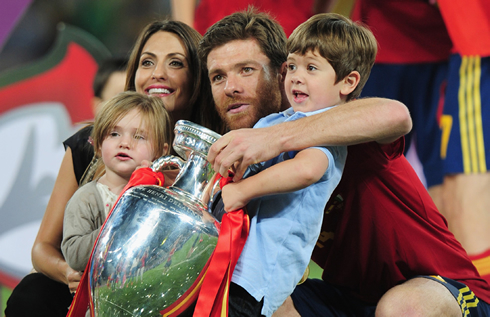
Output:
[312, 138, 490, 304]
[194, 0, 314, 36]
[351, 0, 452, 63]
[438, 0, 490, 56]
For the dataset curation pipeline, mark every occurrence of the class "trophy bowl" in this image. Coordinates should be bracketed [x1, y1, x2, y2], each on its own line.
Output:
[89, 121, 221, 316]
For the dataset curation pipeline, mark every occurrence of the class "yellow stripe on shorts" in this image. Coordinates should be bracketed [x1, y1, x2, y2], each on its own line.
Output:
[472, 255, 490, 276]
[430, 275, 480, 316]
[459, 56, 487, 173]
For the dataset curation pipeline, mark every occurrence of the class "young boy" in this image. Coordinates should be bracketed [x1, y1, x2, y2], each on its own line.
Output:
[61, 91, 172, 272]
[220, 13, 377, 317]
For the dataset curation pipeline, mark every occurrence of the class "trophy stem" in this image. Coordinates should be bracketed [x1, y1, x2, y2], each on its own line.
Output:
[170, 152, 216, 204]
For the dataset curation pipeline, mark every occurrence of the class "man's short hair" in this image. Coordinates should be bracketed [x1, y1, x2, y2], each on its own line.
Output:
[288, 13, 378, 100]
[199, 7, 288, 71]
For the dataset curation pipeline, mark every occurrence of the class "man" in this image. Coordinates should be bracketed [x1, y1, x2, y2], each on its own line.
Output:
[199, 9, 410, 179]
[200, 9, 490, 317]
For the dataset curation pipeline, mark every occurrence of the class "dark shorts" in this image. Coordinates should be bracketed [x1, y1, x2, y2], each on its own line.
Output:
[425, 275, 490, 317]
[228, 282, 264, 317]
[291, 277, 490, 317]
[5, 273, 73, 317]
[166, 282, 263, 317]
[442, 54, 490, 175]
[291, 279, 376, 317]
[361, 62, 448, 187]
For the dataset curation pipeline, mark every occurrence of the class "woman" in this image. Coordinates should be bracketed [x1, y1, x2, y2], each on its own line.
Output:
[5, 20, 221, 317]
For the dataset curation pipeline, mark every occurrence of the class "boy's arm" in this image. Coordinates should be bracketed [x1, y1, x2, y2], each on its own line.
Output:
[209, 97, 411, 181]
[221, 148, 330, 212]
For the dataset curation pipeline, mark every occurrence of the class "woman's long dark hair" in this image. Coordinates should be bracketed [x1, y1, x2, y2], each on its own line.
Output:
[125, 20, 223, 134]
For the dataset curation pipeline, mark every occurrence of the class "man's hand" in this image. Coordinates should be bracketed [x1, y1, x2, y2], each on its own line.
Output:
[208, 127, 282, 181]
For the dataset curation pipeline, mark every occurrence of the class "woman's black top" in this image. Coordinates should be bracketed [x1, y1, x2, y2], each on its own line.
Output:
[62, 125, 94, 184]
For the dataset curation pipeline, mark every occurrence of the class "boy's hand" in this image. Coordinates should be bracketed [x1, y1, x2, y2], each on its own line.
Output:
[221, 182, 250, 212]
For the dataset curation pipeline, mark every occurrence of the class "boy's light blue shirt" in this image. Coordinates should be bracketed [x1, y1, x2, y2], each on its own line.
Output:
[231, 106, 347, 316]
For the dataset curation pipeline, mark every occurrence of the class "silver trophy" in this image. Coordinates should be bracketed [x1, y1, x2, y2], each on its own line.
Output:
[89, 120, 222, 316]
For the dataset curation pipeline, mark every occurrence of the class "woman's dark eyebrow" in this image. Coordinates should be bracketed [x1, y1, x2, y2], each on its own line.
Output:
[140, 51, 156, 58]
[140, 51, 186, 59]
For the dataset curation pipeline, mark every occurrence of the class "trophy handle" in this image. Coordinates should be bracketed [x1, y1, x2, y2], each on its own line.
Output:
[209, 176, 223, 206]
[151, 155, 185, 172]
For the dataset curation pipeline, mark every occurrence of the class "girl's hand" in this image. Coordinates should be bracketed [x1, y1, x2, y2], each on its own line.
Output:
[162, 169, 180, 186]
[137, 160, 152, 169]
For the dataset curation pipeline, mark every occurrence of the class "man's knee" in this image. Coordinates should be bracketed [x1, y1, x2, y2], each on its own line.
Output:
[376, 278, 461, 317]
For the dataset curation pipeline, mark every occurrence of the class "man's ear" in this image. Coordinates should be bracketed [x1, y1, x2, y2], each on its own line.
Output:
[340, 71, 361, 96]
[279, 62, 288, 84]
[278, 62, 291, 111]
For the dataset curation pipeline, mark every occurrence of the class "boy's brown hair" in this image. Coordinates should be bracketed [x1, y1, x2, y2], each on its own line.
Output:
[288, 13, 378, 101]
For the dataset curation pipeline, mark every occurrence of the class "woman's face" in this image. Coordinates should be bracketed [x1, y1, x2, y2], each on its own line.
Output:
[135, 31, 192, 116]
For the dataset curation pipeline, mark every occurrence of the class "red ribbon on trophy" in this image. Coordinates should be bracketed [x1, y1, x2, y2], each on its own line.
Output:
[67, 167, 164, 317]
[192, 174, 250, 317]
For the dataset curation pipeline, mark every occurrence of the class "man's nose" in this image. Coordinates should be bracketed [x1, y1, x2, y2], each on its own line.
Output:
[224, 75, 242, 97]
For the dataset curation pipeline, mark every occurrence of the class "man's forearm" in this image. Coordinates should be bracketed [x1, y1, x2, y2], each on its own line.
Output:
[207, 98, 411, 181]
[274, 98, 412, 152]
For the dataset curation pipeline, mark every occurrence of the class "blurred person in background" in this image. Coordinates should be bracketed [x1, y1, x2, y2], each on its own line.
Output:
[171, 0, 316, 36]
[346, 0, 451, 213]
[91, 58, 127, 114]
[437, 0, 490, 284]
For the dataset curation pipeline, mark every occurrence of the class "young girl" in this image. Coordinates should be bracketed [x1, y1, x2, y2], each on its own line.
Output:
[61, 91, 172, 272]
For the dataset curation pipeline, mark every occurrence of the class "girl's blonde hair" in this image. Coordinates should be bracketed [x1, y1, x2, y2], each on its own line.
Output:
[92, 91, 172, 171]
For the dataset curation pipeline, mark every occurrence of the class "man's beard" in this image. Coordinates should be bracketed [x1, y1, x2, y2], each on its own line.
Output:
[220, 77, 282, 131]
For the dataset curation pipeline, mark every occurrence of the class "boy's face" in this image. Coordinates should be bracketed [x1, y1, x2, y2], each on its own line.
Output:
[285, 49, 344, 113]
[100, 108, 156, 180]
